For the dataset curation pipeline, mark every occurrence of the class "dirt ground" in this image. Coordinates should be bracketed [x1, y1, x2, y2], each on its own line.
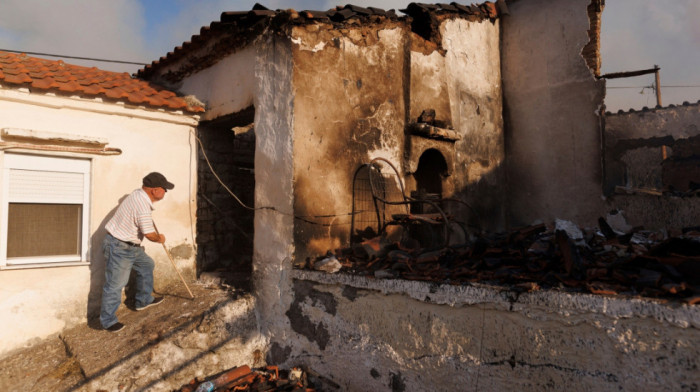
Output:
[0, 272, 255, 392]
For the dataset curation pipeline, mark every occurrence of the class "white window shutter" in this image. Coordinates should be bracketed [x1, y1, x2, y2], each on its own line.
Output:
[8, 169, 85, 204]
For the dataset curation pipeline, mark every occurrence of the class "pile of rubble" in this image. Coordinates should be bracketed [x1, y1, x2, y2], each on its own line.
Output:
[310, 213, 700, 304]
[177, 365, 314, 392]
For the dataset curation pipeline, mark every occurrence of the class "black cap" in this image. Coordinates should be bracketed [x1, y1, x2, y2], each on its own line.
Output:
[142, 172, 174, 190]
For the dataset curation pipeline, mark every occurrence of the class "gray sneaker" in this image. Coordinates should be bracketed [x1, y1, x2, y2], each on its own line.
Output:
[135, 297, 164, 311]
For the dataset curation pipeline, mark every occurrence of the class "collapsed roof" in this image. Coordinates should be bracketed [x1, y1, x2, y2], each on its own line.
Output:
[137, 1, 506, 83]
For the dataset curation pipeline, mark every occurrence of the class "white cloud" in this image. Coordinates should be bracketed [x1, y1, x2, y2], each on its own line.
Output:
[0, 0, 148, 73]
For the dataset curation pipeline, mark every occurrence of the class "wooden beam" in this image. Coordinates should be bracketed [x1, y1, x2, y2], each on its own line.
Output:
[599, 66, 659, 79]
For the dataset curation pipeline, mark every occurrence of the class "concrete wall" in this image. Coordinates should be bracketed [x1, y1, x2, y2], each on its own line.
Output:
[0, 89, 198, 357]
[502, 0, 606, 228]
[281, 271, 699, 391]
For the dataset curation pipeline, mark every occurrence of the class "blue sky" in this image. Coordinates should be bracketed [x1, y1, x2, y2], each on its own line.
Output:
[0, 0, 698, 111]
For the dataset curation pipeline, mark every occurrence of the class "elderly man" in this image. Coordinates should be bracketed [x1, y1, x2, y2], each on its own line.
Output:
[100, 172, 174, 332]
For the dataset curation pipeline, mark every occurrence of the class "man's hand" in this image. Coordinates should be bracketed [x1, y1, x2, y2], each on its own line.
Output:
[145, 232, 166, 243]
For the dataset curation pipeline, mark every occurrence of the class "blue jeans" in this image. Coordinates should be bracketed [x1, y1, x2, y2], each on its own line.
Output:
[100, 233, 155, 328]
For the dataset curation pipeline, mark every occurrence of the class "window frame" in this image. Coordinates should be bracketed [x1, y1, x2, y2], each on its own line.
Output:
[1, 153, 91, 268]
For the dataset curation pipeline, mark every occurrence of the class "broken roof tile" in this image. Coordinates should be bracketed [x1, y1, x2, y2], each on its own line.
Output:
[345, 4, 372, 15]
[437, 3, 459, 12]
[0, 50, 204, 113]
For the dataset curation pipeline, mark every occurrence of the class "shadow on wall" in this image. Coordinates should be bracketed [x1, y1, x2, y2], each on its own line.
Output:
[86, 194, 127, 327]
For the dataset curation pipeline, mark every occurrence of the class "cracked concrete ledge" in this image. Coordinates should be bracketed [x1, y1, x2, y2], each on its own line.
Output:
[291, 269, 700, 329]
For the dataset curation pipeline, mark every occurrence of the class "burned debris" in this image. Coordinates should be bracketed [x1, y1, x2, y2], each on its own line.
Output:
[307, 214, 700, 305]
[177, 365, 315, 392]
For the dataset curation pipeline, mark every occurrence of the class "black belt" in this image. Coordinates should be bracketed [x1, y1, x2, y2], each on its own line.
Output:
[108, 233, 140, 247]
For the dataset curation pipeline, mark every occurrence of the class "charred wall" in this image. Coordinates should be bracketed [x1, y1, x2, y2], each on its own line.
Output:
[290, 22, 410, 263]
[290, 15, 505, 262]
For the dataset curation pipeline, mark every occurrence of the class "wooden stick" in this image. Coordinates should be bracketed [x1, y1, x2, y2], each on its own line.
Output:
[153, 222, 194, 299]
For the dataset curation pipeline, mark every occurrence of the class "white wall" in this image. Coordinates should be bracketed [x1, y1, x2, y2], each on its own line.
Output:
[178, 46, 256, 122]
[0, 88, 198, 357]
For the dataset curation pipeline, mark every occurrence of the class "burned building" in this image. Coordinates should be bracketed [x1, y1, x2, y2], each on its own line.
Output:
[134, 0, 698, 390]
[140, 2, 507, 274]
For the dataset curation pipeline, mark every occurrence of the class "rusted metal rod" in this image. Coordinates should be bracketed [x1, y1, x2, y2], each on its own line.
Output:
[154, 222, 195, 299]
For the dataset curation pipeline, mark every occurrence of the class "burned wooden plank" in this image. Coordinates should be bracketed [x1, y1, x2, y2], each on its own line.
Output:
[555, 230, 584, 277]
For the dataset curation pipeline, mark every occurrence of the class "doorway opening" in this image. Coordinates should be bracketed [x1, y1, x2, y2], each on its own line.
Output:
[195, 107, 255, 290]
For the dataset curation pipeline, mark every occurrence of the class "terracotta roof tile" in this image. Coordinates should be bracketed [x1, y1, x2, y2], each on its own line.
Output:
[82, 84, 107, 95]
[31, 77, 60, 90]
[104, 86, 131, 99]
[127, 91, 148, 104]
[5, 72, 33, 84]
[0, 50, 204, 113]
[145, 95, 166, 107]
[57, 80, 83, 92]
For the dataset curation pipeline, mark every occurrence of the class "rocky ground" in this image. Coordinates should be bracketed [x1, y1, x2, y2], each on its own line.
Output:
[0, 273, 264, 392]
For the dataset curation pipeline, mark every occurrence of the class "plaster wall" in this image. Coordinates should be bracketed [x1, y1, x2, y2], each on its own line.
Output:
[281, 271, 699, 391]
[442, 18, 505, 229]
[251, 35, 295, 342]
[177, 46, 256, 121]
[407, 18, 505, 230]
[0, 89, 198, 357]
[502, 0, 606, 228]
[290, 24, 408, 261]
[409, 50, 450, 125]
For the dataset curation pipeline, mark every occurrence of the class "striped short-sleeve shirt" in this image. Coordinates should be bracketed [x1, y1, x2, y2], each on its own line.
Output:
[105, 188, 155, 244]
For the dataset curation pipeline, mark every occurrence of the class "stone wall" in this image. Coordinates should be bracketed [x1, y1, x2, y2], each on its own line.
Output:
[277, 271, 699, 391]
[602, 102, 700, 231]
[604, 102, 700, 194]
